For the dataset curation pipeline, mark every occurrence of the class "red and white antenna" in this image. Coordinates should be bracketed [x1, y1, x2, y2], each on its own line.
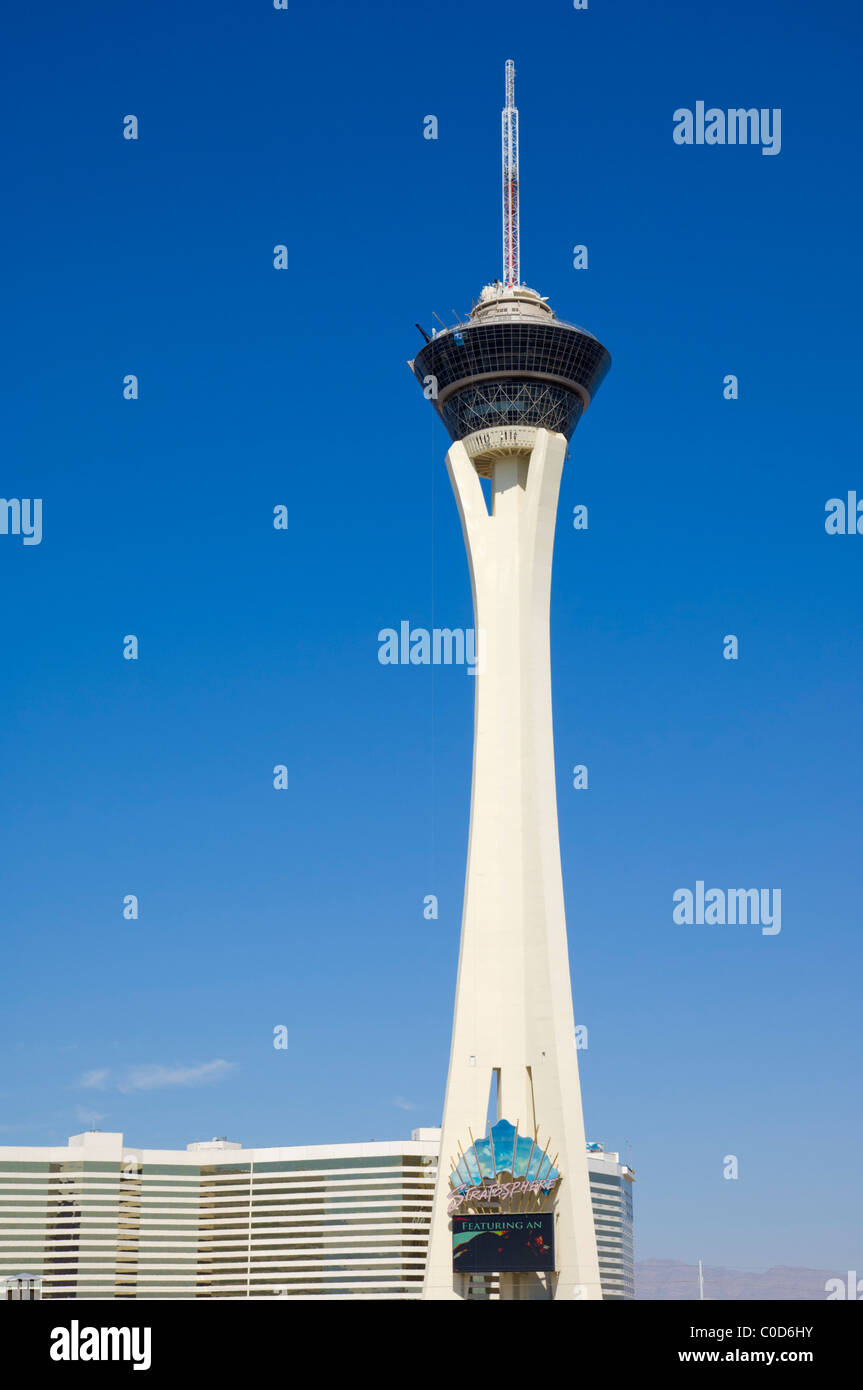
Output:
[502, 59, 520, 288]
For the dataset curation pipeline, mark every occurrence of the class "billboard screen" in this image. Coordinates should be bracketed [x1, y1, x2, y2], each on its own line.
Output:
[452, 1213, 555, 1273]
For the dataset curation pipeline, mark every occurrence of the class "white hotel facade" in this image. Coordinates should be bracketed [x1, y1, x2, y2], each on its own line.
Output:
[0, 1129, 633, 1301]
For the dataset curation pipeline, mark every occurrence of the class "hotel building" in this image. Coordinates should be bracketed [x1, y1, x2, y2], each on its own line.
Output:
[587, 1143, 635, 1300]
[0, 1129, 633, 1300]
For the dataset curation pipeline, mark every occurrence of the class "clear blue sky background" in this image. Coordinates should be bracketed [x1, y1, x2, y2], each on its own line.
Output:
[1, 0, 861, 1274]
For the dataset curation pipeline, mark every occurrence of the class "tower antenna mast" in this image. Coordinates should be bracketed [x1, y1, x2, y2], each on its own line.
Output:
[502, 59, 520, 288]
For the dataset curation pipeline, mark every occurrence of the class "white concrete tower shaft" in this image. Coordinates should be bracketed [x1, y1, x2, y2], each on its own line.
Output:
[422, 428, 602, 1301]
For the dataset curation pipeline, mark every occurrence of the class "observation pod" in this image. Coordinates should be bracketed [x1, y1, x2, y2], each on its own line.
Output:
[410, 282, 611, 471]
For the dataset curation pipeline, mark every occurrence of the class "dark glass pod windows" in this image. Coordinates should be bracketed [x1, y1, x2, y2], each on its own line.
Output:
[441, 380, 583, 442]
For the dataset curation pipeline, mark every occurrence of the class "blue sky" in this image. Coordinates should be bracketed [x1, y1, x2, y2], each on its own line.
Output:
[1, 0, 861, 1274]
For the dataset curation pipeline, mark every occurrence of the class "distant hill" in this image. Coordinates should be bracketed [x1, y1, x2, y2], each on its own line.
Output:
[636, 1259, 840, 1300]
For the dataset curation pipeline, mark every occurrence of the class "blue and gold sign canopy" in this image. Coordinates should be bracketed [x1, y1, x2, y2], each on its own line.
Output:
[450, 1119, 559, 1190]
